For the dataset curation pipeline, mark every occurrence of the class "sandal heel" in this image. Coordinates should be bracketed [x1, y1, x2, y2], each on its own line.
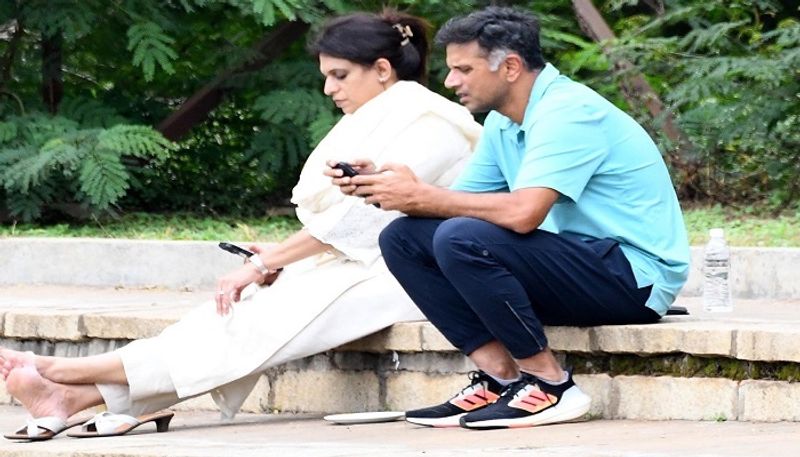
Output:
[155, 415, 173, 433]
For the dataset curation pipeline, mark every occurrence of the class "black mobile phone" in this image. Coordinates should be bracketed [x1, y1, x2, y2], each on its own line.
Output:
[218, 242, 254, 259]
[333, 161, 381, 208]
[666, 305, 689, 315]
[333, 162, 359, 178]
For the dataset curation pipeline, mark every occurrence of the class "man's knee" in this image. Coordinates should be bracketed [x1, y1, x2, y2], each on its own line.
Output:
[432, 217, 502, 267]
[379, 217, 441, 266]
[378, 217, 411, 263]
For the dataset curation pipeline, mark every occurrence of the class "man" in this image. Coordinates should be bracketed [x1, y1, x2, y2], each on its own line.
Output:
[337, 6, 690, 429]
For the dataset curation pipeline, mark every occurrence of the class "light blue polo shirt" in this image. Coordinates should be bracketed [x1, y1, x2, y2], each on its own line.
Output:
[451, 63, 690, 316]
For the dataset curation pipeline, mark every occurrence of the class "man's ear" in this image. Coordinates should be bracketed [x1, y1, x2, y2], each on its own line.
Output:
[503, 54, 525, 83]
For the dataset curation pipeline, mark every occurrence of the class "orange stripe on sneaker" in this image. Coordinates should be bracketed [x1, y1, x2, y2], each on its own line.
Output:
[450, 388, 500, 411]
[509, 386, 557, 414]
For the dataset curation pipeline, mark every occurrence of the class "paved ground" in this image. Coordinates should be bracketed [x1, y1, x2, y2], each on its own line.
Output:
[1, 406, 799, 457]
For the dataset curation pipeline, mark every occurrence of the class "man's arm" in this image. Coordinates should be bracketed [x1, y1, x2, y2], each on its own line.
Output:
[351, 163, 559, 234]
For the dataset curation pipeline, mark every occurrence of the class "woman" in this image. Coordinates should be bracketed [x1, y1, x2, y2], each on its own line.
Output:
[0, 10, 481, 440]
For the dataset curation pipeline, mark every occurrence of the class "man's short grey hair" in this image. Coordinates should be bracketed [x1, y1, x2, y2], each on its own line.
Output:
[487, 48, 509, 71]
[434, 6, 545, 71]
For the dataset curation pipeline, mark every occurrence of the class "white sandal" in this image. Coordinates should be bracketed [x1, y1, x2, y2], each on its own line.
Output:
[4, 416, 87, 441]
[67, 410, 174, 438]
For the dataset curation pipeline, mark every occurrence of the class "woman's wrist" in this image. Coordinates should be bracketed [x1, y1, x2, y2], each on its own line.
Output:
[247, 253, 272, 275]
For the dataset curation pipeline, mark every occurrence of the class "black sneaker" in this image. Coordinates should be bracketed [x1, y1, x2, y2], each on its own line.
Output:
[459, 370, 591, 429]
[405, 371, 504, 427]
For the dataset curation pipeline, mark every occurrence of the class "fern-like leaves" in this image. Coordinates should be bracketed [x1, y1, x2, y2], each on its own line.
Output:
[0, 115, 174, 220]
[248, 88, 335, 173]
[79, 149, 130, 208]
[127, 22, 179, 82]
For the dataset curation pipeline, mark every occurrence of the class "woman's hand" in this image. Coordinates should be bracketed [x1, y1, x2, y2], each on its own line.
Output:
[214, 263, 262, 316]
[325, 159, 377, 195]
[248, 244, 282, 286]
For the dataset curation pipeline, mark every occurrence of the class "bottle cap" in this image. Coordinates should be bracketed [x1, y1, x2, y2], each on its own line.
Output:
[709, 228, 725, 238]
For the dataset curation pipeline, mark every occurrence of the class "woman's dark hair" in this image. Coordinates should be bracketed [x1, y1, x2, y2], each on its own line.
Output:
[309, 9, 431, 84]
[434, 6, 545, 71]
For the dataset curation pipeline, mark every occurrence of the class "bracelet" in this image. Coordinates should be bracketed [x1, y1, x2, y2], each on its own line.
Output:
[247, 254, 271, 275]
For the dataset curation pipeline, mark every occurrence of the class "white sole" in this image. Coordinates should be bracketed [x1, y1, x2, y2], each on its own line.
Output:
[405, 413, 466, 428]
[462, 387, 591, 429]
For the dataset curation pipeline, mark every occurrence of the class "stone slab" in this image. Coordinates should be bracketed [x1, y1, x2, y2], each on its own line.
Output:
[385, 371, 469, 411]
[574, 374, 613, 419]
[82, 308, 184, 339]
[738, 380, 800, 422]
[735, 324, 800, 363]
[2, 287, 800, 363]
[339, 322, 424, 353]
[612, 375, 739, 421]
[3, 310, 85, 340]
[271, 370, 380, 413]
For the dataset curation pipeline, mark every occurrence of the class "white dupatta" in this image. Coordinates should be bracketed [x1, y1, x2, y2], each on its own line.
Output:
[290, 81, 481, 265]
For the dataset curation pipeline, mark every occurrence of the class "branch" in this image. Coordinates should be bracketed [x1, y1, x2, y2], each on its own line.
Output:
[571, 1, 695, 154]
[157, 21, 309, 141]
[0, 89, 25, 114]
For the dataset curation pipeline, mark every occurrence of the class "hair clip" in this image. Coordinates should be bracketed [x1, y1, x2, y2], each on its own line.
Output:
[393, 23, 414, 46]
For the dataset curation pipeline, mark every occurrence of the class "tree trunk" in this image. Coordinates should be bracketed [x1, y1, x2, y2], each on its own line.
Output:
[1, 19, 24, 89]
[41, 31, 63, 115]
[571, 0, 701, 197]
[157, 21, 309, 141]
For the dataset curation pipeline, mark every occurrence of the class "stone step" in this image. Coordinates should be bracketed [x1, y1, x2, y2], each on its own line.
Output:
[2, 238, 799, 298]
[1, 285, 799, 422]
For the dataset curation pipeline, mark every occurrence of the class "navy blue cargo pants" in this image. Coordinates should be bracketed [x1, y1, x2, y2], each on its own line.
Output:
[379, 217, 659, 359]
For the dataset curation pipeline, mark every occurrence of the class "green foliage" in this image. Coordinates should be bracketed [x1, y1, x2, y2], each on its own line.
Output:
[0, 115, 174, 221]
[127, 22, 179, 82]
[17, 0, 99, 39]
[249, 88, 338, 173]
[605, 0, 800, 211]
[3, 0, 798, 222]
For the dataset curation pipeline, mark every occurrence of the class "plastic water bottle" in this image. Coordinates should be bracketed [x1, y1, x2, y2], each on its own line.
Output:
[703, 228, 733, 312]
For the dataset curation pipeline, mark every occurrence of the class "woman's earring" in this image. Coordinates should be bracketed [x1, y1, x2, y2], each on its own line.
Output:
[379, 76, 388, 83]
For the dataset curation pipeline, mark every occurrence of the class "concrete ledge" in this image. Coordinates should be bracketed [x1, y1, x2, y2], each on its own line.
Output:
[3, 238, 800, 298]
[2, 286, 800, 363]
[0, 238, 243, 290]
[683, 246, 800, 299]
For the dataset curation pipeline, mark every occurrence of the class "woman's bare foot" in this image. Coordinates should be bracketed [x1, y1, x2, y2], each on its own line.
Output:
[0, 347, 35, 380]
[5, 365, 73, 420]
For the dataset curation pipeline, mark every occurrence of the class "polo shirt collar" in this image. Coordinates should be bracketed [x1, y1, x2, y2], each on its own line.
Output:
[498, 63, 560, 132]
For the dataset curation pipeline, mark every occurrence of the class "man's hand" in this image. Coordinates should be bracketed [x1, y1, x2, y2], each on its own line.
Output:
[324, 159, 377, 196]
[351, 163, 427, 212]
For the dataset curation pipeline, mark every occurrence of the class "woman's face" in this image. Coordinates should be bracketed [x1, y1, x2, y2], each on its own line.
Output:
[319, 54, 387, 114]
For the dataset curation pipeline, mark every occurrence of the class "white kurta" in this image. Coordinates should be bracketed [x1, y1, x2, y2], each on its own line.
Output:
[98, 81, 482, 418]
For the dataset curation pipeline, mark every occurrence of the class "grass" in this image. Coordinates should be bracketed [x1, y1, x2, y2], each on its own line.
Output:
[682, 204, 800, 247]
[0, 205, 798, 246]
[0, 212, 301, 242]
